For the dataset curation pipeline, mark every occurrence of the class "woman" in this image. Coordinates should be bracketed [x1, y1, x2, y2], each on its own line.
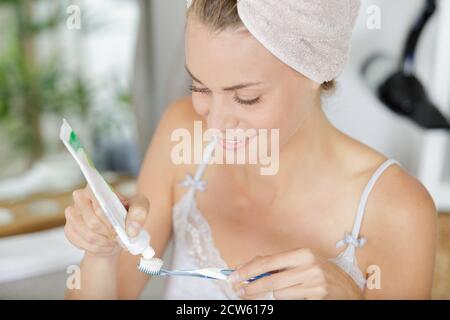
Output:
[64, 0, 437, 300]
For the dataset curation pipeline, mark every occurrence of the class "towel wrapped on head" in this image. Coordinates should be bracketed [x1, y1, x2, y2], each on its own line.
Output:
[187, 0, 361, 84]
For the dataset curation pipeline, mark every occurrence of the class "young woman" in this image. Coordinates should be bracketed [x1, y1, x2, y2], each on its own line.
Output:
[64, 0, 437, 300]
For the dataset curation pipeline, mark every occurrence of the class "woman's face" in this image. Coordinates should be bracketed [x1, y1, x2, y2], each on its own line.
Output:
[185, 15, 320, 149]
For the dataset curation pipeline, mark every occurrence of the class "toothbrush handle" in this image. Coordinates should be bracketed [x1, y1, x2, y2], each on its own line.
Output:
[247, 272, 272, 283]
[165, 270, 216, 279]
[221, 269, 273, 283]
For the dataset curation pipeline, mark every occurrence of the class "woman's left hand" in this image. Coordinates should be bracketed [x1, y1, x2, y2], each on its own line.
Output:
[228, 248, 363, 300]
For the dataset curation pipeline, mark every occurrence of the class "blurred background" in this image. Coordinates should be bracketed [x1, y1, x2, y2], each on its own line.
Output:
[0, 0, 448, 299]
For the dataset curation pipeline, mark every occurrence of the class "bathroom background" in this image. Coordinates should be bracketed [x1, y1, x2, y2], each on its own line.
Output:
[0, 0, 448, 299]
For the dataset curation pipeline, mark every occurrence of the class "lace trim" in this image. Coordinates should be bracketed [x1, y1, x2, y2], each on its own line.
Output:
[173, 179, 240, 300]
[329, 247, 366, 290]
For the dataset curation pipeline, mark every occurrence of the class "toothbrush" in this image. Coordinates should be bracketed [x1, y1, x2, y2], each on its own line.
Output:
[138, 258, 272, 283]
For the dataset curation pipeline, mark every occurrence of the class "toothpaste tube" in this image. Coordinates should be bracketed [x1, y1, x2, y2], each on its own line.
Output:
[59, 118, 155, 259]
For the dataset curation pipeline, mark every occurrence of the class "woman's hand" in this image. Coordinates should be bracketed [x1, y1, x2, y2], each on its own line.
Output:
[64, 186, 150, 259]
[228, 248, 363, 300]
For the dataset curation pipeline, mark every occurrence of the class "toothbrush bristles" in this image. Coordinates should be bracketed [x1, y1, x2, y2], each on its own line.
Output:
[138, 257, 164, 276]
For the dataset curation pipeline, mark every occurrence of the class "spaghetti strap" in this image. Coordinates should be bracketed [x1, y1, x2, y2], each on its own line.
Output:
[335, 159, 401, 250]
[330, 158, 401, 290]
[179, 137, 218, 193]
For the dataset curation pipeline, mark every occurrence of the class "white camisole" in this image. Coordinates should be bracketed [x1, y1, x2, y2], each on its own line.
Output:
[162, 140, 400, 299]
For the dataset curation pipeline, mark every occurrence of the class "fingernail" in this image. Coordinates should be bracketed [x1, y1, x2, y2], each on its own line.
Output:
[127, 221, 140, 237]
[137, 209, 147, 219]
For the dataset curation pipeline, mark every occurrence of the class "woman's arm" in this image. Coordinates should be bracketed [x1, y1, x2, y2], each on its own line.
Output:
[64, 98, 190, 299]
[116, 98, 193, 299]
[63, 189, 151, 299]
[65, 253, 121, 299]
[362, 169, 437, 299]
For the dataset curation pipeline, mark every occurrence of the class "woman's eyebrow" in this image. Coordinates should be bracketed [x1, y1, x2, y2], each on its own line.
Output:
[185, 65, 204, 84]
[185, 65, 262, 91]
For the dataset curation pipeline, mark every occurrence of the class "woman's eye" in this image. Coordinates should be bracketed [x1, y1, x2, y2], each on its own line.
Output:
[233, 95, 261, 106]
[189, 84, 260, 106]
[189, 84, 210, 94]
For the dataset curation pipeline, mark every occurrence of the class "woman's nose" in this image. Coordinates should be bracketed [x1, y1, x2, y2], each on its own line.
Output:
[207, 100, 238, 131]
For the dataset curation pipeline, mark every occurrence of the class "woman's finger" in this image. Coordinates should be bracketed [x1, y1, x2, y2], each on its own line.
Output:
[65, 206, 117, 247]
[73, 189, 114, 238]
[64, 218, 118, 255]
[238, 291, 274, 300]
[229, 248, 315, 285]
[84, 187, 117, 235]
[274, 284, 328, 300]
[235, 265, 326, 297]
[125, 194, 149, 237]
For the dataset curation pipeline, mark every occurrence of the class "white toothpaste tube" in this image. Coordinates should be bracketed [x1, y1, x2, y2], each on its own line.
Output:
[59, 118, 155, 259]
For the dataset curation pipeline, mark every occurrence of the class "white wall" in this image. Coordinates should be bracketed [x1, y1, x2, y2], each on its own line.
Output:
[325, 0, 446, 174]
[149, 0, 190, 114]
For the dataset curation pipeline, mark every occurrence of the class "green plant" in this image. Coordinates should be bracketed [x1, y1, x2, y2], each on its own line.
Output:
[0, 0, 92, 163]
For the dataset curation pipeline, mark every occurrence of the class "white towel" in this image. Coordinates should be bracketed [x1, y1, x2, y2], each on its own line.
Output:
[187, 0, 361, 84]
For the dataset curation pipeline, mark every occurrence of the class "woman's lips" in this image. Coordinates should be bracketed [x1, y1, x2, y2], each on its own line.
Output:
[219, 135, 257, 150]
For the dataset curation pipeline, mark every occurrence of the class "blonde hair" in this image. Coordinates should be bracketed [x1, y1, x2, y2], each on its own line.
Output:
[187, 0, 336, 93]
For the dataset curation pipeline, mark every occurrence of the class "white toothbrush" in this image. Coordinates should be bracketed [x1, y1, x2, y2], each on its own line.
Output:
[138, 258, 271, 282]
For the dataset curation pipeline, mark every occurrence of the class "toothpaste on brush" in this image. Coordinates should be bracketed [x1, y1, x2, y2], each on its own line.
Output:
[59, 118, 156, 260]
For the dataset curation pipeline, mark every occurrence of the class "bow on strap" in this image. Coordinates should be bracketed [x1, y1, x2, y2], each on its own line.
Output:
[180, 174, 207, 192]
[335, 233, 367, 249]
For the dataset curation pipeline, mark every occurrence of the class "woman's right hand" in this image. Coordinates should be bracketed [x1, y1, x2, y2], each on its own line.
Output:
[64, 186, 150, 259]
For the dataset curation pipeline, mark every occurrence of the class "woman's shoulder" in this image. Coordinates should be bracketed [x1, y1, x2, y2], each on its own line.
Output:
[337, 131, 436, 247]
[345, 136, 437, 225]
[359, 153, 437, 297]
[157, 95, 205, 184]
[138, 96, 199, 186]
[341, 136, 437, 297]
[153, 95, 202, 161]
[160, 95, 202, 129]
[366, 159, 437, 237]
[348, 140, 437, 285]
[345, 135, 436, 227]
